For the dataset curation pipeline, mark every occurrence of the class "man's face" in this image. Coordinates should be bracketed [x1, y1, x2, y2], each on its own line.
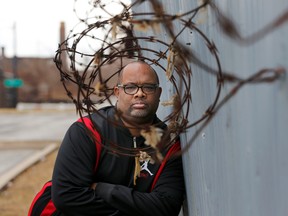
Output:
[114, 62, 162, 125]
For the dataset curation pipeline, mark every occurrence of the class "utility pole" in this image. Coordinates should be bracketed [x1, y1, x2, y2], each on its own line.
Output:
[12, 22, 18, 107]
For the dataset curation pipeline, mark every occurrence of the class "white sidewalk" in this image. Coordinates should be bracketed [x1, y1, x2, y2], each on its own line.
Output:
[0, 142, 57, 190]
[0, 104, 78, 190]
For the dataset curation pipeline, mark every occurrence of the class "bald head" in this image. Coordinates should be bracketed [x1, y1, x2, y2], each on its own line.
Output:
[118, 61, 159, 85]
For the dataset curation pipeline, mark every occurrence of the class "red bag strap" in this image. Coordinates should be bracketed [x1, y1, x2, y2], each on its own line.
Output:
[77, 117, 102, 172]
[150, 140, 181, 191]
[28, 181, 53, 216]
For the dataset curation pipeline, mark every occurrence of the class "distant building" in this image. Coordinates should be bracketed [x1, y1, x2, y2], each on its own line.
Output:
[0, 22, 133, 108]
[0, 22, 73, 108]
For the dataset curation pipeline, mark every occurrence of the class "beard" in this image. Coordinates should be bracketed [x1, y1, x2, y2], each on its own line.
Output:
[117, 100, 159, 125]
[130, 108, 150, 118]
[124, 105, 157, 124]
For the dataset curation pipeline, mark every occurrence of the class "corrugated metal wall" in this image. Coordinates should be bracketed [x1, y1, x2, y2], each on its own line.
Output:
[133, 0, 288, 216]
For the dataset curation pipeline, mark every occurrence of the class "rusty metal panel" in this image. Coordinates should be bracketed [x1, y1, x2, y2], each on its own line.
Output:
[133, 0, 288, 215]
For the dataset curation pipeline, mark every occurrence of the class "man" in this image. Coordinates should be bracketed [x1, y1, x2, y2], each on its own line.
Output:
[51, 61, 185, 215]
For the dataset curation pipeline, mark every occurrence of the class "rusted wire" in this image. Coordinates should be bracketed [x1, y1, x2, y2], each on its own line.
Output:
[53, 0, 287, 160]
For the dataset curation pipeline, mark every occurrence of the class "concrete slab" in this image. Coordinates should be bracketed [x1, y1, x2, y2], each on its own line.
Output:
[0, 142, 58, 190]
[0, 149, 35, 175]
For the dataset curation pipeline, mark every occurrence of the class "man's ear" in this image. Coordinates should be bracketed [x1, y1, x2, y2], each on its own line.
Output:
[158, 87, 162, 96]
[114, 86, 119, 97]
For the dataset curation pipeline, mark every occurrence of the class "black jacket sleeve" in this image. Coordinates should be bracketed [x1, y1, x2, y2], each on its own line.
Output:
[51, 122, 118, 215]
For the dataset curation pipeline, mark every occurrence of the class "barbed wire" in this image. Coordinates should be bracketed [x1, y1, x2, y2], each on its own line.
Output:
[54, 0, 287, 161]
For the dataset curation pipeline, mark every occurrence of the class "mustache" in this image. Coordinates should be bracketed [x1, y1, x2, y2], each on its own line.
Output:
[132, 100, 147, 105]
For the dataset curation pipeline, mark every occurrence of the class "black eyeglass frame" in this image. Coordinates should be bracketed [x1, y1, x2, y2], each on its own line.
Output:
[117, 83, 159, 95]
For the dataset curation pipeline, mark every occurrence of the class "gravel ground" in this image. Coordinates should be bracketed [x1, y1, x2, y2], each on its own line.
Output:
[0, 149, 58, 216]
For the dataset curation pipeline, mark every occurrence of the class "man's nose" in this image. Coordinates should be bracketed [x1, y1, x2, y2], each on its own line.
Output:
[134, 87, 146, 97]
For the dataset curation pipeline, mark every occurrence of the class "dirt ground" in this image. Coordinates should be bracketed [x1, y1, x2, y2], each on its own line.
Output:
[0, 149, 58, 216]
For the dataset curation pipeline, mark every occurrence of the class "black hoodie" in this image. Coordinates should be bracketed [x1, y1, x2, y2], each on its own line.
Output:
[52, 106, 185, 216]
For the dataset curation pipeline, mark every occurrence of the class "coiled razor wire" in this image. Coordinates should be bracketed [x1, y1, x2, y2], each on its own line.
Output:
[54, 0, 287, 160]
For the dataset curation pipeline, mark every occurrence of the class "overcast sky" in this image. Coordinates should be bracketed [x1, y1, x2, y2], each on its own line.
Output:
[0, 0, 81, 57]
[0, 0, 132, 58]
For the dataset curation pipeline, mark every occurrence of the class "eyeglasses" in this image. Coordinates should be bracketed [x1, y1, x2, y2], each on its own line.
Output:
[117, 83, 159, 95]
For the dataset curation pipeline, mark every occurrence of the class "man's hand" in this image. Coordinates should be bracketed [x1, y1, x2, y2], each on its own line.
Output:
[91, 182, 97, 190]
